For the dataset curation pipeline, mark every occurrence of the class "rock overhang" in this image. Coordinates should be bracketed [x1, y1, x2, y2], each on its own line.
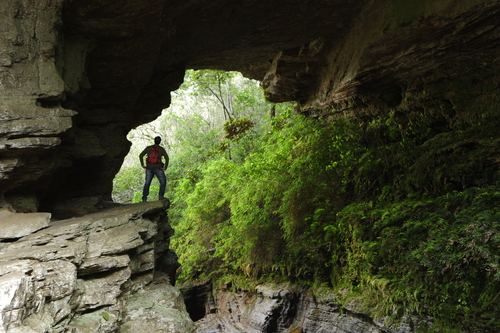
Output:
[1, 0, 500, 211]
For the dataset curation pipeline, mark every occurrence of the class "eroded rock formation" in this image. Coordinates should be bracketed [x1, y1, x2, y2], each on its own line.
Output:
[193, 284, 422, 333]
[2, 0, 500, 212]
[0, 201, 194, 333]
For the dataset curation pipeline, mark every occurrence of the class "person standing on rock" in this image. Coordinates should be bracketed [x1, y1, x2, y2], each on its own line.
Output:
[139, 136, 169, 202]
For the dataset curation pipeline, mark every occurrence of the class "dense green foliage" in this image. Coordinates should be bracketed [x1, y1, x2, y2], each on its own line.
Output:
[112, 70, 278, 203]
[174, 105, 500, 321]
[114, 68, 500, 331]
[171, 109, 500, 331]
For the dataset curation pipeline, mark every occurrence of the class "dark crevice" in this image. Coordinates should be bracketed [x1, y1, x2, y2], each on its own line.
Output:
[180, 281, 212, 321]
[77, 304, 110, 315]
[1, 237, 22, 243]
[36, 98, 62, 109]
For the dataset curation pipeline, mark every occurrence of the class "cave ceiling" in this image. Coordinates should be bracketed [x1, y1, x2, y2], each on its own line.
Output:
[1, 0, 500, 212]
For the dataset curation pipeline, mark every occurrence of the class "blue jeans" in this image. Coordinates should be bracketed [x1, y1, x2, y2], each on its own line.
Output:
[142, 167, 166, 201]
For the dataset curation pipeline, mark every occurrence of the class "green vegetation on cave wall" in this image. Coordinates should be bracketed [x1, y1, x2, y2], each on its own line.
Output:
[168, 64, 500, 332]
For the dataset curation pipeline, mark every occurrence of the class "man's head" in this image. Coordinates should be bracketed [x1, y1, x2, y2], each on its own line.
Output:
[154, 136, 161, 145]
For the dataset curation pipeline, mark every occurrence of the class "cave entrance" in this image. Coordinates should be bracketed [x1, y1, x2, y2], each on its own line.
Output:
[112, 69, 291, 204]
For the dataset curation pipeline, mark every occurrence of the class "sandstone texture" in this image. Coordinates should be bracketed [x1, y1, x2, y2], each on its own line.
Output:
[1, 0, 500, 212]
[0, 201, 193, 333]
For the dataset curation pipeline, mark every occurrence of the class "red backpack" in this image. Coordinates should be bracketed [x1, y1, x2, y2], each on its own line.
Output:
[147, 146, 161, 164]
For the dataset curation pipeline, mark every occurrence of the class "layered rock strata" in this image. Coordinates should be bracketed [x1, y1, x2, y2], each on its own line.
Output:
[194, 284, 422, 333]
[0, 201, 194, 333]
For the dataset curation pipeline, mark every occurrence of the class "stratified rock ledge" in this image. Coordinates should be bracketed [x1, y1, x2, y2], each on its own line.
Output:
[0, 201, 194, 333]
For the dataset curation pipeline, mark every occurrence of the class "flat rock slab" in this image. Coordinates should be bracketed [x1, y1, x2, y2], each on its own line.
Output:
[0, 211, 51, 240]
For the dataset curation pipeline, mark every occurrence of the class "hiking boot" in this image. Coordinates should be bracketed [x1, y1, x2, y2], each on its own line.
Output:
[142, 197, 147, 202]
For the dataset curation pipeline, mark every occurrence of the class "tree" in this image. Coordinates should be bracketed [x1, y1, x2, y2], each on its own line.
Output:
[112, 69, 288, 202]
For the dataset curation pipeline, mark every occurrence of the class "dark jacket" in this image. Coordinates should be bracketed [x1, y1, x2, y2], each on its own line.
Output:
[139, 145, 169, 168]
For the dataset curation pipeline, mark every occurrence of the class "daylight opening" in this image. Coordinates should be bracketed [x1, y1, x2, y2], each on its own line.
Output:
[112, 69, 294, 204]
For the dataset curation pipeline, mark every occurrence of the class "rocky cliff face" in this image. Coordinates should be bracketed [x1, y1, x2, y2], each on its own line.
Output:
[0, 201, 194, 333]
[2, 0, 500, 212]
[192, 284, 422, 333]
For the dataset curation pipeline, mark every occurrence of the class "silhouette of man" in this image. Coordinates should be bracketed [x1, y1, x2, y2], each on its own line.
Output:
[139, 136, 169, 202]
